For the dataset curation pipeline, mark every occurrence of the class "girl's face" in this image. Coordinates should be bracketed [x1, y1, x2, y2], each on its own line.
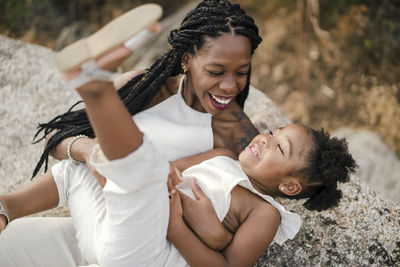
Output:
[239, 125, 313, 190]
[183, 34, 252, 115]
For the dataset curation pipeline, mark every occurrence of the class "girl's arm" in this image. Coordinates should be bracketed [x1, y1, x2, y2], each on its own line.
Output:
[168, 191, 280, 267]
[172, 148, 236, 171]
[167, 149, 236, 250]
[177, 180, 233, 251]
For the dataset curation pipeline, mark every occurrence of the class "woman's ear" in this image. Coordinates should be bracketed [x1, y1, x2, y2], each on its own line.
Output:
[181, 52, 190, 66]
[278, 179, 302, 196]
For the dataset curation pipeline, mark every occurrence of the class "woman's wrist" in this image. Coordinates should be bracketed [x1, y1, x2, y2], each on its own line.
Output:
[168, 216, 186, 241]
[64, 136, 97, 164]
[67, 135, 89, 164]
[78, 138, 98, 163]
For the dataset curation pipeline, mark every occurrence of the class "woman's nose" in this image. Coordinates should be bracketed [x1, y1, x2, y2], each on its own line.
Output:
[219, 76, 237, 94]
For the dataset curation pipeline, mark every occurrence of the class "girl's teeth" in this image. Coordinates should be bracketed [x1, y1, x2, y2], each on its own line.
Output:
[251, 146, 258, 156]
[211, 94, 232, 105]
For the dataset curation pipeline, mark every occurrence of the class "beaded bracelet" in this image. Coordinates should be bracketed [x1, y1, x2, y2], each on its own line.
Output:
[67, 134, 89, 165]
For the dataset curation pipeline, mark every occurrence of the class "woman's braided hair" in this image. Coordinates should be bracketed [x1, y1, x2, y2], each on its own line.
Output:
[289, 128, 357, 211]
[31, 0, 262, 178]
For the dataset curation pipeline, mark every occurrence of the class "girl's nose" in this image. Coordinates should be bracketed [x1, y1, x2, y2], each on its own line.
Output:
[259, 134, 269, 146]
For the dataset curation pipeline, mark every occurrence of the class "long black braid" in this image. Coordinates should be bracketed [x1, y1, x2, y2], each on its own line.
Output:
[32, 0, 262, 178]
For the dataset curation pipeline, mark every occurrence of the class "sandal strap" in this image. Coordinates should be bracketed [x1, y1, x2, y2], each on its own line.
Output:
[124, 28, 152, 51]
[0, 200, 9, 227]
[66, 60, 121, 89]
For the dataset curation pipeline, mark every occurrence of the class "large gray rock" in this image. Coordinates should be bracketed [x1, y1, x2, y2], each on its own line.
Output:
[0, 34, 399, 266]
[334, 128, 400, 203]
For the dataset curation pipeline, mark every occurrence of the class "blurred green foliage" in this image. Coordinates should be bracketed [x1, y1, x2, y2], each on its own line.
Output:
[319, 0, 400, 81]
[239, 0, 400, 82]
[0, 0, 192, 37]
[1, 0, 399, 82]
[0, 0, 32, 34]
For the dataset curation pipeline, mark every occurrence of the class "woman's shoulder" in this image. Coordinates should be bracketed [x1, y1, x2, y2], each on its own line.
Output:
[146, 75, 181, 108]
[212, 102, 259, 155]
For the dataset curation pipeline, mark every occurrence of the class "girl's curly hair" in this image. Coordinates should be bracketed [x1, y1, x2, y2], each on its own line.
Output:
[290, 128, 357, 211]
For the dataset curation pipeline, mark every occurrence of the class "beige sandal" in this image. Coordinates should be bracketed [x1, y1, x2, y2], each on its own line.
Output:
[55, 3, 163, 72]
[0, 200, 9, 229]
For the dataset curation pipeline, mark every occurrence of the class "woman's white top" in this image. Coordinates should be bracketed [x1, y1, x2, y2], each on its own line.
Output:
[179, 156, 302, 245]
[133, 78, 213, 161]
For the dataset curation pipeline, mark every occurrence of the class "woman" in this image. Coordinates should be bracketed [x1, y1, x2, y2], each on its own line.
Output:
[0, 0, 263, 266]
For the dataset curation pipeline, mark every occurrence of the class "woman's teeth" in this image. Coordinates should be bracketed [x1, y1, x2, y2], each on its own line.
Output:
[211, 94, 232, 105]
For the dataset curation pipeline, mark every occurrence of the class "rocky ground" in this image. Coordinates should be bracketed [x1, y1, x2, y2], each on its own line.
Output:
[0, 1, 399, 265]
[1, 32, 400, 266]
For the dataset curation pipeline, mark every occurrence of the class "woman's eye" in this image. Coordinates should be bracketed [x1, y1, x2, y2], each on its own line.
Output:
[208, 71, 223, 76]
[237, 72, 248, 76]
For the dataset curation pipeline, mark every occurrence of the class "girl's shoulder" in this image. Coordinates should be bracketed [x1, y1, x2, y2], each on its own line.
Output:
[230, 186, 280, 225]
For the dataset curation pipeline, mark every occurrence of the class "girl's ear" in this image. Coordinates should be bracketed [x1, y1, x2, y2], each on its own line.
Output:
[278, 179, 302, 196]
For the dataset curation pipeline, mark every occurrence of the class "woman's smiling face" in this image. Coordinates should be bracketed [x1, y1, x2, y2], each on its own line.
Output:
[239, 124, 314, 190]
[182, 34, 252, 115]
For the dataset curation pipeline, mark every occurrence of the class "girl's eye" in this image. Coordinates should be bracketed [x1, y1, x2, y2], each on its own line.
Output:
[278, 144, 284, 155]
[270, 130, 284, 155]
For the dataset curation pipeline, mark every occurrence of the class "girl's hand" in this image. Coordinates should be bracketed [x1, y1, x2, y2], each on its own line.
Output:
[167, 162, 182, 194]
[179, 178, 233, 250]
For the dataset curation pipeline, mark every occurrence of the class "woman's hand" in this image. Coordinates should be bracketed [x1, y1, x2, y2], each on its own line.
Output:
[167, 187, 185, 240]
[48, 134, 107, 187]
[167, 162, 182, 194]
[86, 162, 107, 188]
[179, 179, 233, 250]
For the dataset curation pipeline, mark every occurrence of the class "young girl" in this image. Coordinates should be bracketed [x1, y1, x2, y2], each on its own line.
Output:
[0, 64, 356, 266]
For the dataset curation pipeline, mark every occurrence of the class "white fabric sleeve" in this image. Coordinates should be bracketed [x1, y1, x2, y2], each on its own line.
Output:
[89, 135, 169, 192]
[89, 136, 171, 266]
[51, 160, 73, 207]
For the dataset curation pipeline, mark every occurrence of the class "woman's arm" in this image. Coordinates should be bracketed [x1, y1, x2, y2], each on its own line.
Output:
[168, 192, 280, 267]
[48, 134, 107, 187]
[0, 171, 59, 233]
[49, 134, 97, 163]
